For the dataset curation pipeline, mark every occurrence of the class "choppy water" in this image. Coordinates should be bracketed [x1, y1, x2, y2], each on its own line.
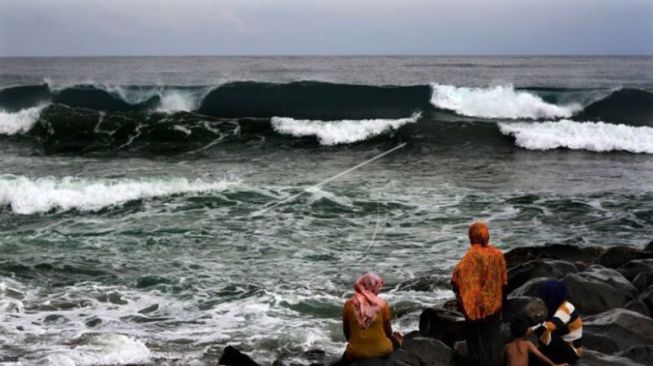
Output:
[1, 56, 652, 365]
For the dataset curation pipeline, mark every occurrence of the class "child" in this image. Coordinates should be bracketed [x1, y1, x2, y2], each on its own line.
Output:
[504, 318, 568, 366]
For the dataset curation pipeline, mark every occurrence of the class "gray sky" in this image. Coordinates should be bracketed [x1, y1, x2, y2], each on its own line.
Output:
[1, 0, 652, 56]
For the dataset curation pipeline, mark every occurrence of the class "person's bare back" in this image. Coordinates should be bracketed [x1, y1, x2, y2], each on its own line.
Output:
[504, 338, 569, 366]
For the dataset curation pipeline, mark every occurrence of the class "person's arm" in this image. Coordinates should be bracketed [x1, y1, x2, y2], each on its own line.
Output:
[382, 303, 393, 340]
[343, 301, 351, 341]
[526, 341, 568, 366]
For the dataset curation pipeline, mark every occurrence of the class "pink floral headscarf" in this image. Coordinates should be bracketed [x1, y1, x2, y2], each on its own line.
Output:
[351, 272, 385, 329]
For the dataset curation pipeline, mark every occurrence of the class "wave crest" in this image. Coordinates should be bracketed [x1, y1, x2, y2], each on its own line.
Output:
[430, 83, 581, 119]
[271, 113, 420, 145]
[498, 120, 653, 154]
[0, 106, 44, 135]
[0, 175, 237, 214]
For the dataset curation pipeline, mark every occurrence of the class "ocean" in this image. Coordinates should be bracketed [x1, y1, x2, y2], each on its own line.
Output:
[0, 56, 652, 365]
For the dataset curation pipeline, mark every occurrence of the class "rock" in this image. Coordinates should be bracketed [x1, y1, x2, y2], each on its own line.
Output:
[645, 240, 653, 252]
[453, 341, 467, 366]
[502, 296, 547, 324]
[624, 298, 651, 317]
[504, 244, 603, 268]
[639, 285, 653, 315]
[618, 345, 653, 366]
[631, 272, 653, 293]
[561, 266, 637, 315]
[583, 308, 653, 355]
[507, 259, 578, 294]
[219, 345, 260, 366]
[418, 307, 466, 347]
[388, 349, 421, 366]
[596, 246, 653, 268]
[402, 337, 454, 366]
[577, 349, 647, 366]
[509, 277, 551, 298]
[617, 259, 653, 290]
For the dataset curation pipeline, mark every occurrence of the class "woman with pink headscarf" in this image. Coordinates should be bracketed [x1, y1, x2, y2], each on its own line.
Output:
[340, 272, 399, 364]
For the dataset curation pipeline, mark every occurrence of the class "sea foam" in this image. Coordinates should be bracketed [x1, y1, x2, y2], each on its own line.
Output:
[498, 120, 653, 154]
[0, 176, 236, 214]
[0, 106, 44, 135]
[271, 113, 420, 145]
[430, 84, 580, 119]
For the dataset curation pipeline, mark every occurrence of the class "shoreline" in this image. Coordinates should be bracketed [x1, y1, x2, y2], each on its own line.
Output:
[221, 241, 653, 366]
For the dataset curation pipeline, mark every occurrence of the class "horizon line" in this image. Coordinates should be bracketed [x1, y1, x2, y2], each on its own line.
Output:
[1, 53, 653, 59]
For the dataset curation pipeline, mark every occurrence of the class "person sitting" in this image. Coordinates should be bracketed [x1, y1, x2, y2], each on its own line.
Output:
[452, 221, 508, 366]
[530, 280, 583, 365]
[504, 317, 568, 366]
[340, 272, 399, 365]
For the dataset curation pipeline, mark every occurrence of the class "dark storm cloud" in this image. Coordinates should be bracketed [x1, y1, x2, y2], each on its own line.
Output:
[0, 0, 652, 56]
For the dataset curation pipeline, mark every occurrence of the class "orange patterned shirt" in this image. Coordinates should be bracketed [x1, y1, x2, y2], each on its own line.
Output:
[452, 244, 507, 321]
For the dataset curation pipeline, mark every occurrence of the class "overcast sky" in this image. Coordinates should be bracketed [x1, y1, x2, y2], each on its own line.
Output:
[1, 0, 652, 56]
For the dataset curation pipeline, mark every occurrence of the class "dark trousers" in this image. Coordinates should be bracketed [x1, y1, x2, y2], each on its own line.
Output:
[530, 335, 579, 365]
[465, 312, 502, 366]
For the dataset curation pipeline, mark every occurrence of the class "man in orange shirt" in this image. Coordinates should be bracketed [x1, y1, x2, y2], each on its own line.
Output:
[452, 221, 508, 366]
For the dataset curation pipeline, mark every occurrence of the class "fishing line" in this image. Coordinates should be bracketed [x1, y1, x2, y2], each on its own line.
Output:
[251, 142, 406, 216]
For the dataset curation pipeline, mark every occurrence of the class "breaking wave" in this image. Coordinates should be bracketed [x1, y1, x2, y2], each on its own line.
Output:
[430, 83, 581, 119]
[498, 120, 653, 154]
[0, 106, 44, 135]
[271, 113, 420, 145]
[0, 175, 237, 214]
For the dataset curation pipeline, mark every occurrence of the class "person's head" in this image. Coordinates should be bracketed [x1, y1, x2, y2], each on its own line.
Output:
[536, 280, 569, 319]
[468, 221, 490, 246]
[354, 272, 384, 295]
[510, 317, 529, 339]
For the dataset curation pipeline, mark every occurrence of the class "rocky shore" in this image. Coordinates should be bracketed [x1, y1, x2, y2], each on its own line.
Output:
[219, 242, 653, 366]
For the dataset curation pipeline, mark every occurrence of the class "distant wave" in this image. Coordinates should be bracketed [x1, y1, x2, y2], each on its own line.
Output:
[0, 175, 237, 214]
[498, 120, 653, 154]
[430, 83, 581, 119]
[0, 106, 43, 135]
[271, 113, 420, 145]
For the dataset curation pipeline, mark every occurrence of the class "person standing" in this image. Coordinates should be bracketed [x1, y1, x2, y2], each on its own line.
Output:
[452, 221, 508, 366]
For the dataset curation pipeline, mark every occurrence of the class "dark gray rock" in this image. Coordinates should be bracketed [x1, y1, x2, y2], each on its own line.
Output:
[639, 285, 653, 315]
[418, 307, 465, 347]
[618, 345, 653, 366]
[402, 337, 454, 366]
[388, 349, 421, 366]
[453, 340, 467, 366]
[596, 246, 653, 269]
[577, 349, 647, 366]
[624, 298, 651, 317]
[502, 296, 547, 324]
[219, 345, 260, 366]
[504, 244, 603, 268]
[509, 277, 551, 298]
[507, 259, 578, 294]
[617, 259, 653, 292]
[583, 308, 653, 355]
[645, 240, 653, 252]
[631, 272, 653, 293]
[562, 268, 636, 315]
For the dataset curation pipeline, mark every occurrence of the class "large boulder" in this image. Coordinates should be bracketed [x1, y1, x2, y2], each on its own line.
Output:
[504, 244, 603, 268]
[561, 266, 637, 315]
[507, 259, 578, 294]
[617, 259, 653, 291]
[418, 308, 465, 347]
[639, 285, 653, 315]
[402, 337, 454, 366]
[509, 277, 551, 298]
[219, 346, 260, 366]
[596, 246, 653, 269]
[502, 296, 547, 324]
[645, 240, 653, 252]
[583, 308, 653, 355]
[618, 345, 653, 366]
[624, 298, 651, 317]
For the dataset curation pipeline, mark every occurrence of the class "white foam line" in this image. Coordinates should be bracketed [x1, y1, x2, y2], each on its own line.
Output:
[498, 119, 653, 154]
[0, 106, 44, 135]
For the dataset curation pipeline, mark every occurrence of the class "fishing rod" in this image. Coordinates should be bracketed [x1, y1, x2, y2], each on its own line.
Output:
[251, 142, 407, 216]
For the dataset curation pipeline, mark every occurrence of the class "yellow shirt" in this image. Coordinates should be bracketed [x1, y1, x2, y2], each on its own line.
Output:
[343, 299, 393, 360]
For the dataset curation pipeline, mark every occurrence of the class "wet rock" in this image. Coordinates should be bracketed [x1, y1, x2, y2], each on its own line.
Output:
[561, 267, 636, 315]
[418, 307, 466, 347]
[402, 336, 454, 366]
[43, 314, 68, 324]
[617, 259, 653, 291]
[84, 316, 102, 328]
[389, 349, 421, 366]
[639, 285, 653, 315]
[596, 246, 653, 268]
[645, 240, 653, 252]
[509, 277, 551, 298]
[504, 244, 603, 268]
[577, 349, 646, 366]
[583, 308, 653, 355]
[219, 345, 260, 366]
[624, 298, 651, 317]
[631, 272, 653, 293]
[453, 340, 467, 366]
[502, 296, 547, 324]
[617, 345, 653, 366]
[507, 259, 578, 294]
